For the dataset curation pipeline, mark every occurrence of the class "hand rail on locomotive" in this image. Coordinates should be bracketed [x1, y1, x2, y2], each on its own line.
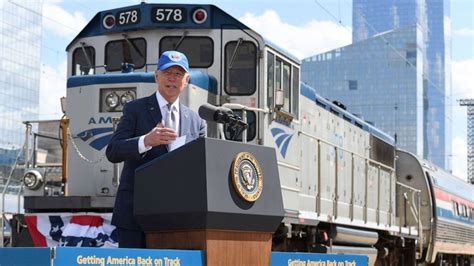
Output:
[298, 130, 394, 172]
[396, 181, 423, 259]
[0, 119, 66, 223]
[298, 129, 395, 220]
[0, 122, 33, 247]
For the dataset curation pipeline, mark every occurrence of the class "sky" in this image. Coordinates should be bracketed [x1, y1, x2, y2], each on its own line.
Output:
[36, 0, 474, 180]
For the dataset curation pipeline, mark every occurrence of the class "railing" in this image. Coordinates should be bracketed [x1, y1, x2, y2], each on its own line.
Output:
[396, 181, 423, 259]
[0, 119, 65, 247]
[298, 130, 395, 223]
[0, 122, 31, 247]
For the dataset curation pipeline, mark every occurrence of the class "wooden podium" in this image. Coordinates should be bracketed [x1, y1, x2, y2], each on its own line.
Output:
[134, 138, 284, 265]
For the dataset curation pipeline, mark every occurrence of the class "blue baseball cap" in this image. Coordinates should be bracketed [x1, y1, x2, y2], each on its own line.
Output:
[157, 51, 189, 72]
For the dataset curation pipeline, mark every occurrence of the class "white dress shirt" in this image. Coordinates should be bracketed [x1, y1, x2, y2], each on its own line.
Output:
[138, 91, 180, 154]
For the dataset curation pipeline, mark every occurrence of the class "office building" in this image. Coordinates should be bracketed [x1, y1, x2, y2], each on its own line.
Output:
[0, 1, 42, 170]
[302, 25, 425, 156]
[303, 0, 451, 169]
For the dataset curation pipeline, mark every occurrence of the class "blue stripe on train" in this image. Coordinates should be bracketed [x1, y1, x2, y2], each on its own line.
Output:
[67, 70, 217, 94]
[436, 207, 474, 225]
[67, 71, 392, 144]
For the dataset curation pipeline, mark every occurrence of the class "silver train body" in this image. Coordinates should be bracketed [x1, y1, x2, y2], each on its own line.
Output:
[19, 3, 472, 265]
[397, 151, 474, 264]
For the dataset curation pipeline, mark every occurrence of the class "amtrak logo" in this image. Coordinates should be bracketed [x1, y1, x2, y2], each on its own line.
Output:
[77, 127, 114, 151]
[271, 128, 293, 158]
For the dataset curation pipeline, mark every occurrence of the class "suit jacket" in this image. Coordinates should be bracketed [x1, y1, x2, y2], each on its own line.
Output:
[106, 93, 206, 230]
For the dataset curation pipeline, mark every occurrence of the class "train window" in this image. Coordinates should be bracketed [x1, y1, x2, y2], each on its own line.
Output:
[453, 202, 460, 216]
[292, 65, 299, 118]
[462, 204, 468, 217]
[267, 52, 275, 107]
[105, 38, 146, 71]
[268, 55, 298, 117]
[72, 46, 95, 76]
[160, 36, 213, 68]
[224, 110, 256, 142]
[224, 41, 256, 95]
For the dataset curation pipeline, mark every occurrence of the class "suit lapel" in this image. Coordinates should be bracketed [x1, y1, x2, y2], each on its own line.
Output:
[179, 103, 190, 137]
[146, 93, 162, 126]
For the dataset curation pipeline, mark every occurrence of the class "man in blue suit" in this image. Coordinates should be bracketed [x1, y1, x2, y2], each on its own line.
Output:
[106, 51, 206, 248]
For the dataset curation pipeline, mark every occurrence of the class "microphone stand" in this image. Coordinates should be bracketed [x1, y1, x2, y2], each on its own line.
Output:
[224, 115, 248, 141]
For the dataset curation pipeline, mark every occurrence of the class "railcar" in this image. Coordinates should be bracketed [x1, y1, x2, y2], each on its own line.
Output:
[2, 2, 472, 265]
[396, 151, 474, 265]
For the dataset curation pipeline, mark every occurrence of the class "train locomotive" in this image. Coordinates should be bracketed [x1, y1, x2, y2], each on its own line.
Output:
[6, 3, 473, 265]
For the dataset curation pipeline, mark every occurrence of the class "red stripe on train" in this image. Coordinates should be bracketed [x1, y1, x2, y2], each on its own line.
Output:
[434, 188, 474, 208]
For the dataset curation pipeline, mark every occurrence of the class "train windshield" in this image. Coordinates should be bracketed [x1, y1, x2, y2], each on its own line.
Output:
[105, 37, 146, 71]
[160, 36, 213, 68]
[72, 46, 95, 76]
[224, 41, 257, 96]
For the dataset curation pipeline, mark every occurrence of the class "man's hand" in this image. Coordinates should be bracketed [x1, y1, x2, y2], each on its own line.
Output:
[143, 120, 177, 148]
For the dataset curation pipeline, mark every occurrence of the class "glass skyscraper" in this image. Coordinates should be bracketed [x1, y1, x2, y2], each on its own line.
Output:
[353, 0, 451, 170]
[0, 1, 42, 167]
[303, 0, 451, 169]
[302, 26, 425, 156]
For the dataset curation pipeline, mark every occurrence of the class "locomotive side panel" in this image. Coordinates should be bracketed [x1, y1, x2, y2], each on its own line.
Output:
[298, 100, 318, 215]
[336, 117, 352, 223]
[319, 112, 335, 219]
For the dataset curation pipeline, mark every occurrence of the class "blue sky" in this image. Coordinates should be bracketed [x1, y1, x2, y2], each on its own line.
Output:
[37, 0, 473, 179]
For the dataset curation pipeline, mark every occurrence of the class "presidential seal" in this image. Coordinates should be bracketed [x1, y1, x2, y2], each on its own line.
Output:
[231, 152, 263, 202]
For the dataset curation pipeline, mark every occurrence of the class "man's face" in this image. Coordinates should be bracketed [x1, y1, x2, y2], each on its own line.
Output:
[155, 65, 189, 103]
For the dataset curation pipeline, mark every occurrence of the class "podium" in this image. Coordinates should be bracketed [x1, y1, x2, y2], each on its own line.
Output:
[134, 137, 284, 265]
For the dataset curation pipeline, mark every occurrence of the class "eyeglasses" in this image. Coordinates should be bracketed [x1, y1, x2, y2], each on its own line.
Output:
[161, 69, 186, 78]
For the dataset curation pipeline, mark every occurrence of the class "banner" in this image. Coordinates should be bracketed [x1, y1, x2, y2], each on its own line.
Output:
[271, 252, 368, 266]
[0, 248, 368, 266]
[54, 247, 205, 266]
[24, 213, 118, 248]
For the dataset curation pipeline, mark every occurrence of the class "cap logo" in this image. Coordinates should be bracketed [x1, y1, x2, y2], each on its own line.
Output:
[169, 53, 182, 62]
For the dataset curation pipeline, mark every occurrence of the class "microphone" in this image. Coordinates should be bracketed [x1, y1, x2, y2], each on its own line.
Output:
[198, 103, 234, 124]
[199, 103, 249, 141]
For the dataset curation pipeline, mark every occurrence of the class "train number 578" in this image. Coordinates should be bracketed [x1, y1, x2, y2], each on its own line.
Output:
[155, 8, 183, 22]
[118, 10, 139, 25]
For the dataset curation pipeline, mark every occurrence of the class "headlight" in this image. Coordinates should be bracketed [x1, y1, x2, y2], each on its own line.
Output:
[105, 92, 119, 108]
[100, 87, 137, 113]
[23, 170, 43, 190]
[120, 91, 135, 104]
